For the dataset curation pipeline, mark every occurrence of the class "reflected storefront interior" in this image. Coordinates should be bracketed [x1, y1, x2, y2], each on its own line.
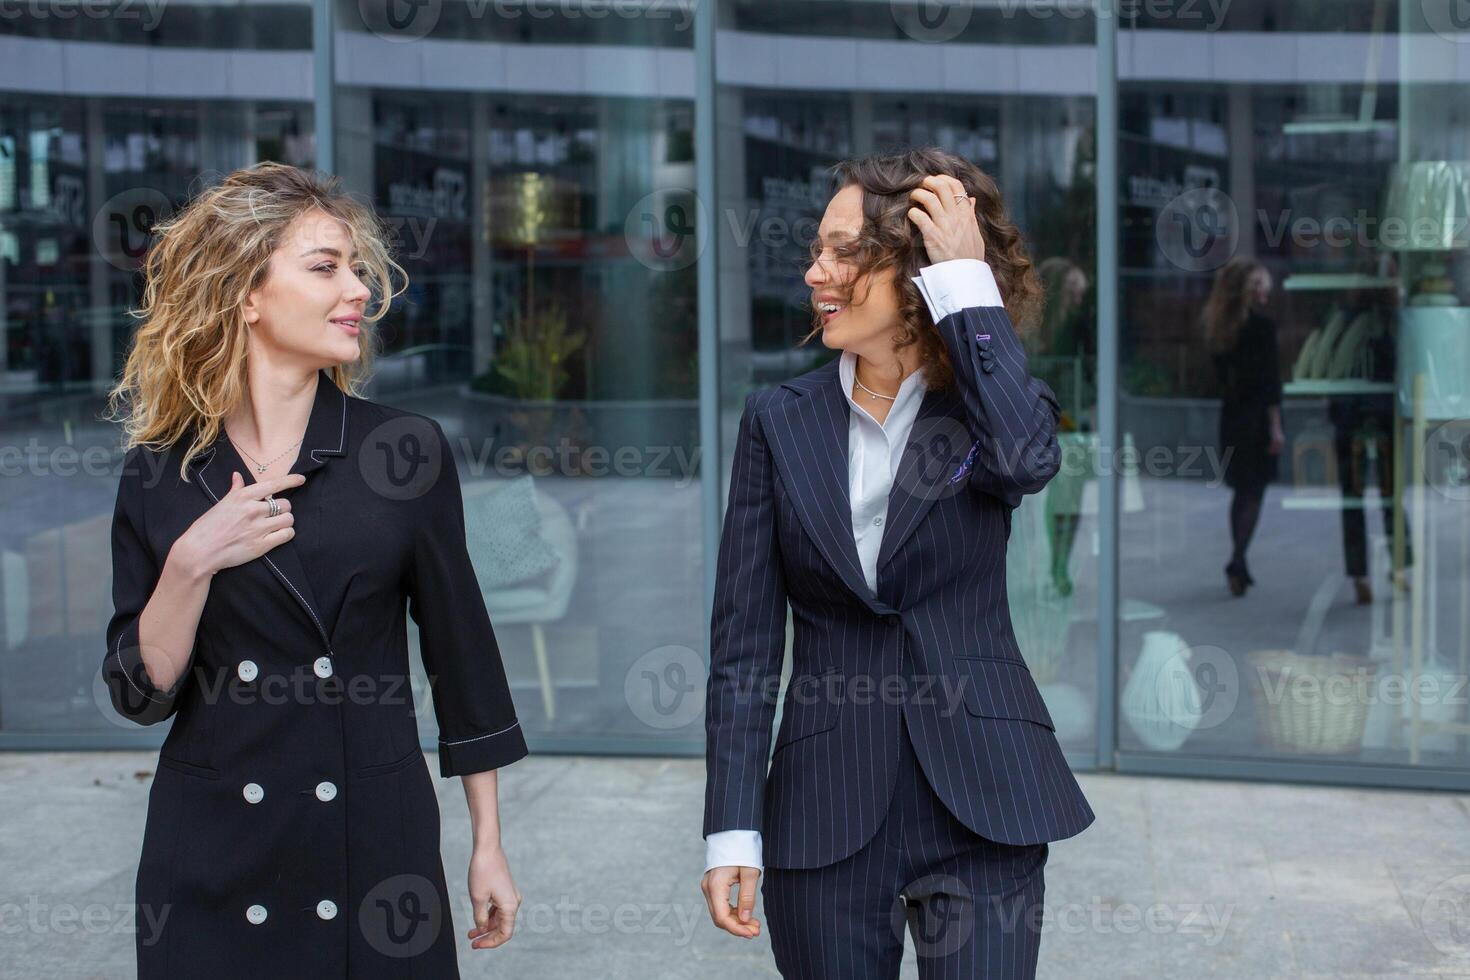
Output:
[1, 0, 1468, 790]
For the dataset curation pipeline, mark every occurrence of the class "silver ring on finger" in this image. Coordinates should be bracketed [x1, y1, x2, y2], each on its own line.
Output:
[267, 496, 280, 518]
[953, 194, 968, 204]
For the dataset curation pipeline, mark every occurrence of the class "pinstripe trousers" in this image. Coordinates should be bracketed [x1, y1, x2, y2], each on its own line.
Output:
[761, 708, 1048, 979]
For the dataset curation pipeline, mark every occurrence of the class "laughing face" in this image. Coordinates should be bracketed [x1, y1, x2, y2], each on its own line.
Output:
[803, 184, 905, 359]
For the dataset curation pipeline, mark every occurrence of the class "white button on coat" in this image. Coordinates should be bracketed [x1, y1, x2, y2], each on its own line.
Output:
[313, 657, 333, 679]
[316, 899, 338, 920]
[246, 904, 268, 925]
[315, 781, 337, 802]
[242, 783, 264, 805]
[237, 660, 258, 682]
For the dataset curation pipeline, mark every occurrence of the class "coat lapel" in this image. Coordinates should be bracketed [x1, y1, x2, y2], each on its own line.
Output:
[876, 384, 970, 575]
[762, 360, 882, 609]
[188, 369, 349, 656]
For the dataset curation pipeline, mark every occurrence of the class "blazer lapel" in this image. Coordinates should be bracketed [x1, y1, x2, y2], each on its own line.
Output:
[876, 384, 970, 575]
[762, 360, 881, 608]
[188, 369, 349, 656]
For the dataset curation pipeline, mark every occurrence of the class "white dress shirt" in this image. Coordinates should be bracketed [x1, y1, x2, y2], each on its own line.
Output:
[705, 258, 1004, 874]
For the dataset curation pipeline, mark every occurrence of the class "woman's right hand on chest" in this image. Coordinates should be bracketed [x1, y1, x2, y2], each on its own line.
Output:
[174, 471, 306, 576]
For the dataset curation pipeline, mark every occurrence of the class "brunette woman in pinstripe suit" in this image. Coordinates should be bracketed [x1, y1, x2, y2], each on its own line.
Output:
[700, 148, 1095, 978]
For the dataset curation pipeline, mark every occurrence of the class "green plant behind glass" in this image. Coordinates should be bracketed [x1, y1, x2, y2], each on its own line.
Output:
[494, 302, 586, 402]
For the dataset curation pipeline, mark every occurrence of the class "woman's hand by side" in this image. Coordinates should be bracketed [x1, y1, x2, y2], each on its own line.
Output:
[467, 843, 520, 949]
[701, 866, 762, 939]
[907, 173, 986, 264]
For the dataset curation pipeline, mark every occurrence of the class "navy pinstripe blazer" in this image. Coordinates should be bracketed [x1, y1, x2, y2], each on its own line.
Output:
[704, 300, 1096, 871]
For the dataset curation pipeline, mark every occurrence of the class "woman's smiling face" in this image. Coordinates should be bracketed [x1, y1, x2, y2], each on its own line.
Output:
[241, 207, 371, 368]
[804, 184, 903, 353]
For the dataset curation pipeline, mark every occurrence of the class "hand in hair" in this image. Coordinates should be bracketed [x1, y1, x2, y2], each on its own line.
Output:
[906, 174, 986, 265]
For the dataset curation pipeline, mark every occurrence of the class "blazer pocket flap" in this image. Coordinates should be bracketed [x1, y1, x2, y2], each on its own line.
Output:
[954, 657, 1055, 731]
[772, 666, 844, 750]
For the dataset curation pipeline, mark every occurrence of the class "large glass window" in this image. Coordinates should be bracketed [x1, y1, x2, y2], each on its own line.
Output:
[1115, 1, 1470, 775]
[5, 0, 1466, 786]
[335, 0, 704, 751]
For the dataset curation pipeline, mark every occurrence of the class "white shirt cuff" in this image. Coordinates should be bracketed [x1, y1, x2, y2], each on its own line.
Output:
[704, 829, 763, 873]
[912, 258, 1004, 321]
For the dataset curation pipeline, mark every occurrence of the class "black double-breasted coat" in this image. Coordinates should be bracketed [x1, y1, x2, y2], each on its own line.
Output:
[101, 368, 529, 978]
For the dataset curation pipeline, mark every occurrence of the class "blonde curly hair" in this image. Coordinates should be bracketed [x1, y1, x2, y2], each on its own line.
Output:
[104, 162, 406, 481]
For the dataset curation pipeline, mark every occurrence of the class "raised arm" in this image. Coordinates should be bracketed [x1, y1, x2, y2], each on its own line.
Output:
[906, 174, 1061, 508]
[102, 449, 304, 724]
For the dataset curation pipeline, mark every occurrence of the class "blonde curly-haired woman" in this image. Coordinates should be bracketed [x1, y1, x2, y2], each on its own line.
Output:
[100, 162, 527, 978]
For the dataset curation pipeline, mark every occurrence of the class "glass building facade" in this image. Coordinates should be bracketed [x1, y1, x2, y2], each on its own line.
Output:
[2, 1, 1468, 790]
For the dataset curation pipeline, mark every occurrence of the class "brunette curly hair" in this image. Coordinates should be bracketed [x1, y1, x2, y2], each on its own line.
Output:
[801, 147, 1043, 392]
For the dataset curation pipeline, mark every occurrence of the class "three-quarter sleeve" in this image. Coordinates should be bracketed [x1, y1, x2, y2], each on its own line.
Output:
[101, 446, 187, 726]
[407, 418, 529, 778]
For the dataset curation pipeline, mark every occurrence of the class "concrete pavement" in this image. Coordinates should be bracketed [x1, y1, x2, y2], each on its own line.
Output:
[3, 750, 1470, 979]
